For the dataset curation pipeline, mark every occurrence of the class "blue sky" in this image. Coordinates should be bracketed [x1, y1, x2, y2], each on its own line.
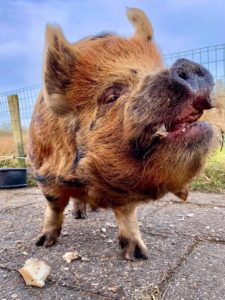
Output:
[0, 0, 225, 91]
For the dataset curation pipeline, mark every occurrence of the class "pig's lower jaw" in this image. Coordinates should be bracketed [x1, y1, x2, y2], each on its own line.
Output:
[166, 121, 213, 145]
[132, 121, 213, 161]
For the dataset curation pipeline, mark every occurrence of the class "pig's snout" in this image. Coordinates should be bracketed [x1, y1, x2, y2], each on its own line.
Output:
[170, 58, 214, 110]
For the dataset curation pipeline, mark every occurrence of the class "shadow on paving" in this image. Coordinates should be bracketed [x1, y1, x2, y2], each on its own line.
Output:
[0, 188, 225, 299]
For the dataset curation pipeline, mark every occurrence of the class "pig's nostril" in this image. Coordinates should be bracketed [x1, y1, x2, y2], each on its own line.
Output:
[195, 68, 205, 78]
[178, 68, 204, 82]
[178, 71, 188, 81]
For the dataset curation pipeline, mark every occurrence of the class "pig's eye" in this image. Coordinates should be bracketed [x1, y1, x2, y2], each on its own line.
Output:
[98, 83, 128, 105]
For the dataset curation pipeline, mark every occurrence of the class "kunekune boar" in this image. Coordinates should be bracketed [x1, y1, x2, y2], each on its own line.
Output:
[29, 8, 215, 260]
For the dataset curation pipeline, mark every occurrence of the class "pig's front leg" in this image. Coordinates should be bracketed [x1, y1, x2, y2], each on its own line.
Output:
[36, 193, 69, 247]
[72, 198, 87, 219]
[113, 204, 148, 260]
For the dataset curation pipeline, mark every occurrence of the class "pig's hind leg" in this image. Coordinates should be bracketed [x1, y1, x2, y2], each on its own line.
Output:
[72, 198, 87, 219]
[72, 198, 100, 219]
[36, 190, 69, 247]
[113, 204, 148, 260]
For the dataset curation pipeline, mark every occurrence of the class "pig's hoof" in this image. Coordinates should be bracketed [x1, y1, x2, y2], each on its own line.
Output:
[35, 230, 60, 247]
[119, 236, 148, 260]
[72, 210, 86, 219]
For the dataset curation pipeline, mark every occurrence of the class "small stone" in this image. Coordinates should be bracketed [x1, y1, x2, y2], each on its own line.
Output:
[16, 240, 22, 249]
[108, 287, 117, 293]
[101, 228, 106, 233]
[62, 231, 68, 236]
[81, 257, 90, 262]
[11, 294, 18, 299]
[63, 251, 79, 263]
[22, 251, 28, 256]
[187, 213, 194, 218]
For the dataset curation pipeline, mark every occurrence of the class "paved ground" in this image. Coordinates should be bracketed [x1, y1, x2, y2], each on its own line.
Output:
[0, 188, 225, 300]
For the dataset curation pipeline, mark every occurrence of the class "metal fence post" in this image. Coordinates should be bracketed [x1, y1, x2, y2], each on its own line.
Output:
[7, 94, 26, 168]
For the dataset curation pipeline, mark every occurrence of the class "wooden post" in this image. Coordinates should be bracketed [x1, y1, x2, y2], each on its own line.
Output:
[7, 94, 26, 168]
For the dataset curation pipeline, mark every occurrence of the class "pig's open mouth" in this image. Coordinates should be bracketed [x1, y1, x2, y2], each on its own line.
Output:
[137, 102, 212, 160]
[156, 93, 213, 143]
[133, 97, 213, 159]
[166, 104, 203, 132]
[165, 97, 209, 137]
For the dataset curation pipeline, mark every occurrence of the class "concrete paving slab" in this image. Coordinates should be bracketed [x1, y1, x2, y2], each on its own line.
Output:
[0, 233, 194, 299]
[141, 201, 225, 240]
[163, 243, 225, 300]
[163, 191, 225, 207]
[0, 188, 225, 299]
[0, 268, 104, 300]
[0, 188, 42, 210]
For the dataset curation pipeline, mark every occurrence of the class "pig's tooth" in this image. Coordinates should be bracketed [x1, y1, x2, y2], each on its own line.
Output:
[155, 124, 168, 138]
[156, 124, 167, 133]
[182, 127, 186, 132]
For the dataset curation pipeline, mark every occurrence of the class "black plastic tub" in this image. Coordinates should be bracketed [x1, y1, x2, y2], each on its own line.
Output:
[0, 168, 27, 188]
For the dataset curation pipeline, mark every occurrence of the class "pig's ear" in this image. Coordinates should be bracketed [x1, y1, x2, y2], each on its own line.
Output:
[43, 25, 77, 115]
[126, 7, 153, 42]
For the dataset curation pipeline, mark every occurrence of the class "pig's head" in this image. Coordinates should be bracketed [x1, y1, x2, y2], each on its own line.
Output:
[43, 8, 214, 200]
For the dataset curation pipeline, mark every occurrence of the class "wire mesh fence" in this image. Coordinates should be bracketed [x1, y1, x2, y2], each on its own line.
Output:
[0, 85, 40, 166]
[0, 44, 225, 167]
[164, 44, 225, 83]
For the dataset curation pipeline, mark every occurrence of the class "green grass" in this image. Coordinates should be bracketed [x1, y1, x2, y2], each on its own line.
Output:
[0, 159, 19, 168]
[27, 174, 37, 187]
[191, 147, 225, 193]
